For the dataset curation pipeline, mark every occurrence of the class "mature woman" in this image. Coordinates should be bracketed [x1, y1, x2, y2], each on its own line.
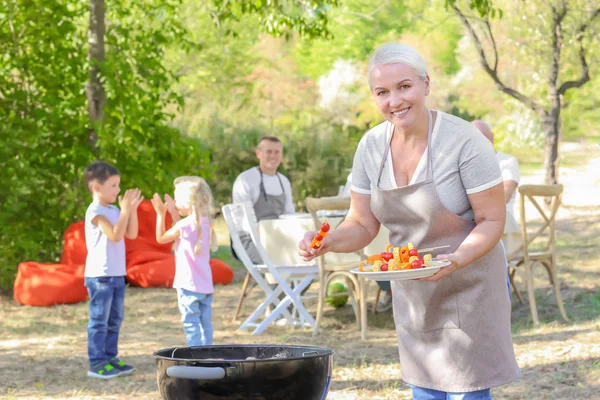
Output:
[299, 43, 520, 399]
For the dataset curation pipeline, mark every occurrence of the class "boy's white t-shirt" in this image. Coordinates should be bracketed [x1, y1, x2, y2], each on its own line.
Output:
[84, 202, 126, 277]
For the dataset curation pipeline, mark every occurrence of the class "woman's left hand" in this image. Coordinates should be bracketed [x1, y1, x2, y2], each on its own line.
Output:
[420, 253, 460, 282]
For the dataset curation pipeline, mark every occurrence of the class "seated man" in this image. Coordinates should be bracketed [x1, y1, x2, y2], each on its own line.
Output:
[472, 120, 521, 257]
[232, 136, 295, 263]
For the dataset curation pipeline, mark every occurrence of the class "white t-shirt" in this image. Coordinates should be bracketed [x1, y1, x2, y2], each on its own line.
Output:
[351, 111, 503, 222]
[84, 202, 126, 277]
[338, 173, 353, 197]
[232, 167, 295, 214]
[497, 151, 520, 216]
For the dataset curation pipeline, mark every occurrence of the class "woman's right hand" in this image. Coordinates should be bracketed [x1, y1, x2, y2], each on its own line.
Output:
[298, 231, 330, 262]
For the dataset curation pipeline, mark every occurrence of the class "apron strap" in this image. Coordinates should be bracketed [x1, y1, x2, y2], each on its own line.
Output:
[257, 166, 285, 202]
[376, 110, 434, 188]
[425, 110, 433, 181]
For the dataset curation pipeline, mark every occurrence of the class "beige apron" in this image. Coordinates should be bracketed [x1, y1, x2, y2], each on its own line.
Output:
[370, 111, 520, 392]
[233, 167, 287, 264]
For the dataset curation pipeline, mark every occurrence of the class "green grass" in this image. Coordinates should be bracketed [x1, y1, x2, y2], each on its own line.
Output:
[520, 161, 545, 177]
[573, 135, 600, 145]
[212, 245, 244, 270]
[506, 147, 544, 177]
[559, 145, 600, 169]
[507, 140, 600, 177]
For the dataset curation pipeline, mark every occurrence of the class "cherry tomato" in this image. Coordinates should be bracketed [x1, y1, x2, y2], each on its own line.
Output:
[313, 242, 321, 249]
[381, 252, 394, 261]
[315, 234, 324, 241]
[411, 260, 423, 269]
[381, 264, 389, 272]
[409, 249, 419, 257]
[320, 222, 331, 232]
[418, 256, 424, 264]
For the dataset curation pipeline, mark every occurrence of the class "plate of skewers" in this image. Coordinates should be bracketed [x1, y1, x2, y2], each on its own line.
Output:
[350, 243, 452, 281]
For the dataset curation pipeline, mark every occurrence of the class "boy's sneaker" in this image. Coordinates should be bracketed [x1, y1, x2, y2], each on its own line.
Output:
[87, 363, 121, 379]
[109, 358, 135, 375]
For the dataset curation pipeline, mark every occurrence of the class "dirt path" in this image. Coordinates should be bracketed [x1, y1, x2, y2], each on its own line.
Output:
[520, 142, 600, 216]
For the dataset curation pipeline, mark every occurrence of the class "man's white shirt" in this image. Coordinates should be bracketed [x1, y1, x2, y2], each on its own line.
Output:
[497, 151, 520, 216]
[232, 167, 295, 214]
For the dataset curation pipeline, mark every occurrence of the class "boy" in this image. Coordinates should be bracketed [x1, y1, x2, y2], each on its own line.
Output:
[83, 161, 143, 379]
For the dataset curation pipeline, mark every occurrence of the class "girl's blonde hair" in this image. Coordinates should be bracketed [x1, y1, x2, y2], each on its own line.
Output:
[173, 176, 218, 254]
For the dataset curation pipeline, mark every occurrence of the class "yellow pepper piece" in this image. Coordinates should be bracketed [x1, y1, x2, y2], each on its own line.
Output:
[393, 247, 401, 261]
[387, 259, 397, 270]
[408, 256, 419, 263]
[423, 254, 432, 266]
[373, 260, 383, 272]
[407, 242, 415, 250]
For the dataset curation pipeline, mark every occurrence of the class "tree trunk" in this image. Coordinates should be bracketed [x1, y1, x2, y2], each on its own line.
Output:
[86, 0, 105, 156]
[542, 109, 560, 186]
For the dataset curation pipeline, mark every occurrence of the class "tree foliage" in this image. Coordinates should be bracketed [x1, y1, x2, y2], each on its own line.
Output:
[212, 0, 342, 39]
[0, 0, 345, 289]
[452, 0, 599, 183]
[0, 0, 211, 289]
[1, 0, 598, 291]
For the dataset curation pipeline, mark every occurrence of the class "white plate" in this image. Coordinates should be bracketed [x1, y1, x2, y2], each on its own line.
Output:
[350, 260, 452, 281]
[278, 213, 312, 219]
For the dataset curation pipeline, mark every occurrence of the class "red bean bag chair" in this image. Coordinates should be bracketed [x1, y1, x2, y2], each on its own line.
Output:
[126, 257, 176, 288]
[126, 257, 234, 288]
[13, 263, 87, 306]
[124, 201, 173, 255]
[126, 250, 173, 268]
[60, 221, 87, 265]
[14, 200, 235, 305]
[210, 259, 234, 285]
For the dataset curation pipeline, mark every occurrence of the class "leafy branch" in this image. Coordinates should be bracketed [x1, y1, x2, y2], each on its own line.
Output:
[453, 5, 546, 116]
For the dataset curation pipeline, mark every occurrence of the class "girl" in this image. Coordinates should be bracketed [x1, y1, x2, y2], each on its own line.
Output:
[152, 176, 218, 346]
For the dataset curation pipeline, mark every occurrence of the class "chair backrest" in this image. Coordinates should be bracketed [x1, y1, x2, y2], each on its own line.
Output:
[222, 202, 271, 270]
[305, 196, 351, 237]
[305, 196, 364, 265]
[306, 196, 351, 215]
[515, 184, 563, 259]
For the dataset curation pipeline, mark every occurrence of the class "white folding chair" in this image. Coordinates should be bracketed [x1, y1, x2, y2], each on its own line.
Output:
[222, 202, 319, 335]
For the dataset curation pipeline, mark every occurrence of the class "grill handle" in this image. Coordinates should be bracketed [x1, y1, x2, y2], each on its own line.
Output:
[303, 351, 322, 357]
[166, 366, 226, 380]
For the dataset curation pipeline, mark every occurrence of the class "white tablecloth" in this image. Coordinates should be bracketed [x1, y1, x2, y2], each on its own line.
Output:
[258, 213, 391, 265]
